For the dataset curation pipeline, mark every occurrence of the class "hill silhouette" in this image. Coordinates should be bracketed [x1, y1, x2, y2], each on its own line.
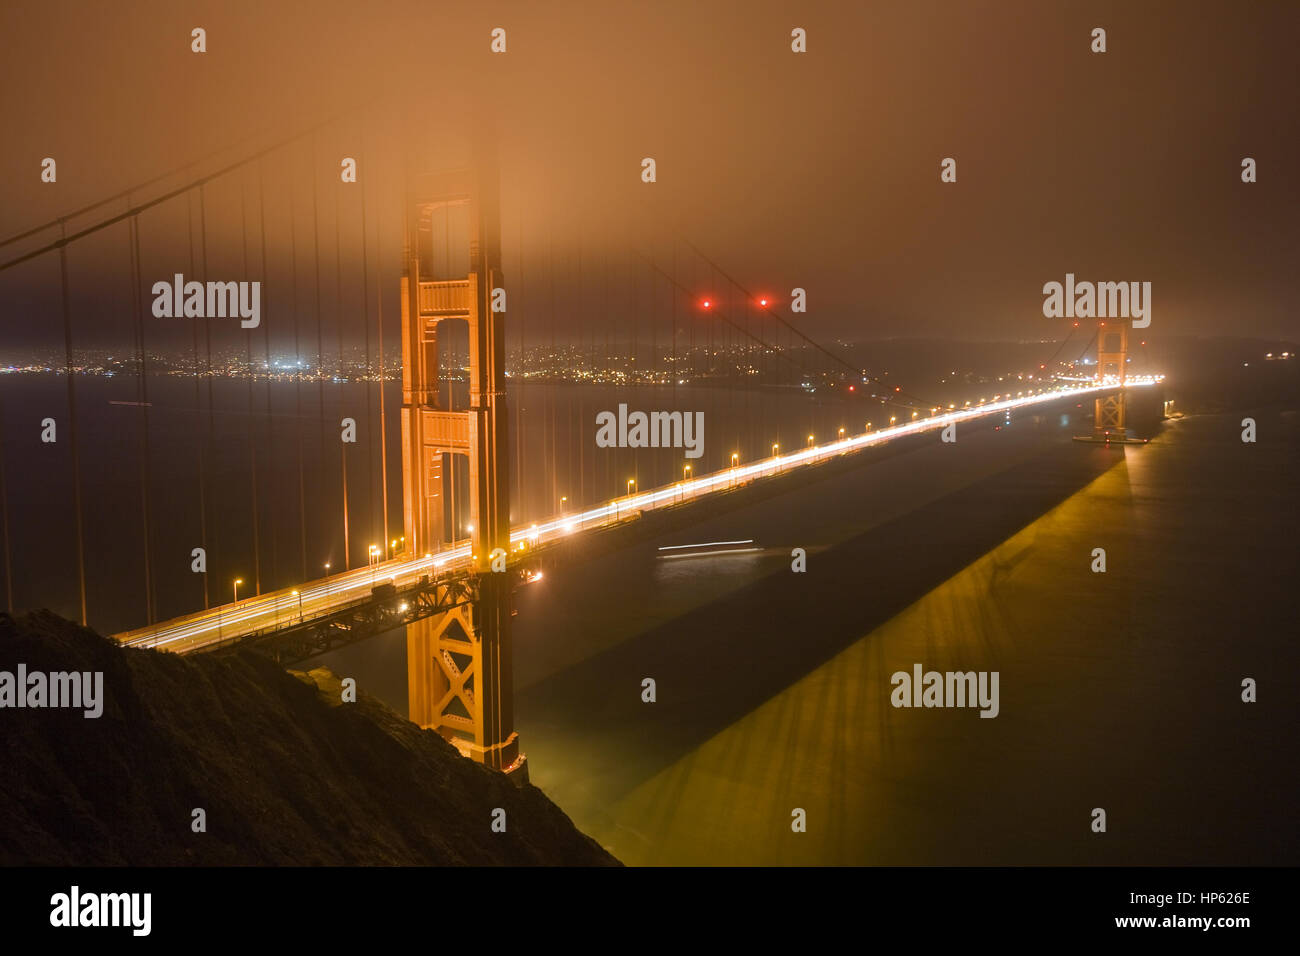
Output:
[0, 610, 617, 866]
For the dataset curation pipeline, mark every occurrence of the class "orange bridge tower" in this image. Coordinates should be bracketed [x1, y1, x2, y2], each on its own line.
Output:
[400, 146, 523, 779]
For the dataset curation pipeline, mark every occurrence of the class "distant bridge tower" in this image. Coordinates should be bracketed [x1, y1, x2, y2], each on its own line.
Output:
[1093, 320, 1129, 438]
[400, 148, 523, 779]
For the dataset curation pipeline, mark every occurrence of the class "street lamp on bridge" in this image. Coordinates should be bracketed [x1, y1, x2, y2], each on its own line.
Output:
[233, 578, 243, 603]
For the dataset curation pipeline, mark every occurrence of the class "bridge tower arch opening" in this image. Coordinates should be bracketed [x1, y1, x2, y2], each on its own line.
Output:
[400, 146, 523, 779]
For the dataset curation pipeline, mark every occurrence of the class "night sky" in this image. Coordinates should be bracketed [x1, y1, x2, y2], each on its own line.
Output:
[1, 0, 1297, 353]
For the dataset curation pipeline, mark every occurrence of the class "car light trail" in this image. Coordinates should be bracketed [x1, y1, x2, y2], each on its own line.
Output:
[657, 540, 755, 551]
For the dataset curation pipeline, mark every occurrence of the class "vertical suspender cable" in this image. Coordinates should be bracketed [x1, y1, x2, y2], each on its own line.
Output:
[671, 239, 677, 406]
[335, 171, 350, 569]
[712, 261, 722, 460]
[376, 199, 390, 555]
[199, 185, 218, 584]
[649, 251, 656, 388]
[626, 247, 631, 377]
[441, 199, 456, 539]
[0, 395, 13, 613]
[257, 160, 278, 588]
[625, 246, 632, 492]
[686, 244, 693, 381]
[311, 135, 328, 569]
[187, 199, 209, 610]
[239, 179, 262, 595]
[359, 138, 375, 558]
[744, 282, 750, 461]
[128, 212, 156, 621]
[727, 278, 734, 464]
[289, 160, 307, 582]
[602, 230, 609, 497]
[577, 240, 583, 507]
[58, 233, 88, 625]
[515, 214, 523, 517]
[548, 223, 556, 511]
[448, 261, 456, 538]
[443, 200, 451, 409]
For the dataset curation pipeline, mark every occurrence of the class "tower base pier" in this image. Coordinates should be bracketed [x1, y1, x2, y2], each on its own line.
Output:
[407, 607, 528, 784]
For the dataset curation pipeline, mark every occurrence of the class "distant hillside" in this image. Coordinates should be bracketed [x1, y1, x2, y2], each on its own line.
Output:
[0, 610, 618, 866]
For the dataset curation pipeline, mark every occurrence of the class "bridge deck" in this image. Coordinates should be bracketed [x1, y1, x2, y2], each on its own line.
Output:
[114, 380, 1157, 655]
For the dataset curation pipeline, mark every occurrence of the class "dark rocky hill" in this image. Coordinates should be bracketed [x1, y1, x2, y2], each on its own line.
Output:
[0, 610, 618, 865]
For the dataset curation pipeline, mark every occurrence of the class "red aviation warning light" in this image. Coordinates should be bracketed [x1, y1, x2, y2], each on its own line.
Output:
[702, 299, 712, 310]
[758, 297, 768, 307]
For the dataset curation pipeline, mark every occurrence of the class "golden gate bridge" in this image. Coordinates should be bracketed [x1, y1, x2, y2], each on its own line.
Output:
[0, 117, 1161, 782]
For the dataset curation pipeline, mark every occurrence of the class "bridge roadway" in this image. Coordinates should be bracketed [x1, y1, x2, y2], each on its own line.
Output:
[114, 378, 1159, 655]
